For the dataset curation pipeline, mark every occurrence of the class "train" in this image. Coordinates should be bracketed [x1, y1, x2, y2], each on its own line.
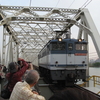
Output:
[38, 34, 88, 86]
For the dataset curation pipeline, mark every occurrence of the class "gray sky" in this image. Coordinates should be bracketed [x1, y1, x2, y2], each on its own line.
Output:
[0, 0, 100, 60]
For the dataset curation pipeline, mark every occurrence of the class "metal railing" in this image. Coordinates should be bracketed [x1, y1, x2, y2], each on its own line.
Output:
[79, 75, 100, 94]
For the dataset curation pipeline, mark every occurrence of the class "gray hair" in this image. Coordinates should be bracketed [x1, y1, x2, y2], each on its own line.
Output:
[25, 70, 40, 84]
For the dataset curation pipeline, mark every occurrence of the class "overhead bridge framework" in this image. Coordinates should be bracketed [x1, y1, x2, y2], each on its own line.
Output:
[0, 5, 100, 66]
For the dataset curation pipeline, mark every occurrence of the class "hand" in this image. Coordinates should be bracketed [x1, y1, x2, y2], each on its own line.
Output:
[29, 63, 32, 66]
[32, 91, 39, 95]
[28, 63, 33, 70]
[18, 58, 23, 61]
[18, 58, 22, 61]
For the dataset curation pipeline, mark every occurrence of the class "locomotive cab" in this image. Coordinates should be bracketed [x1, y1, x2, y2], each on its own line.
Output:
[38, 38, 88, 86]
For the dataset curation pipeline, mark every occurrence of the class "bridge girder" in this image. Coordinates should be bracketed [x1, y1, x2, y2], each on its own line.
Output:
[0, 5, 100, 66]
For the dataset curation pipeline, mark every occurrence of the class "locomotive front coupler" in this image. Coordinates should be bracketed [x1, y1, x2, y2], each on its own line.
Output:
[65, 73, 76, 87]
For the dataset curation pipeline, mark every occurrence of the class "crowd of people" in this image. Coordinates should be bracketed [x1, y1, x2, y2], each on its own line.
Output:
[0, 58, 100, 100]
[0, 58, 46, 100]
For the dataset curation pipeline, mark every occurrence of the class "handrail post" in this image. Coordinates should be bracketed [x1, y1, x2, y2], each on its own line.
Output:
[93, 76, 95, 87]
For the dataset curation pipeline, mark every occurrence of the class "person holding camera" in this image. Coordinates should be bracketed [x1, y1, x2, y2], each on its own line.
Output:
[5, 58, 29, 99]
[9, 70, 45, 100]
[22, 62, 33, 80]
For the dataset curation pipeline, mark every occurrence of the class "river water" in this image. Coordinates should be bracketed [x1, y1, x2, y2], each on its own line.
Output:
[89, 67, 100, 76]
[88, 67, 100, 88]
[77, 67, 100, 88]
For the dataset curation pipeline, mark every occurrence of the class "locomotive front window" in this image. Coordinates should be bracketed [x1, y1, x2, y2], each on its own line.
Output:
[76, 43, 87, 50]
[68, 43, 73, 50]
[52, 42, 65, 50]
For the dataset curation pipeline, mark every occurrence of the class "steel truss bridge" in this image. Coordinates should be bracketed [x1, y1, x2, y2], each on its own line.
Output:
[0, 5, 100, 66]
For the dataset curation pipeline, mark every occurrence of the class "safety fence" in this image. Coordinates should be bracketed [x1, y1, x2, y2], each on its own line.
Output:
[79, 75, 100, 94]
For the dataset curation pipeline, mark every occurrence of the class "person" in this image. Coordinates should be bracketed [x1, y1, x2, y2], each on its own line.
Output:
[5, 58, 29, 98]
[1, 65, 7, 79]
[27, 62, 34, 70]
[0, 65, 6, 82]
[22, 62, 33, 80]
[0, 65, 2, 83]
[9, 70, 45, 100]
[49, 88, 99, 100]
[2, 65, 7, 73]
[17, 60, 23, 68]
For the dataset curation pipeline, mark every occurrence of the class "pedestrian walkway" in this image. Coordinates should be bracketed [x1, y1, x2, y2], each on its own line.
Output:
[0, 79, 9, 100]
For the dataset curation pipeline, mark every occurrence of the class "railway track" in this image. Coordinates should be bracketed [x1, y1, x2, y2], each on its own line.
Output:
[34, 67, 100, 100]
[35, 77, 54, 100]
[35, 77, 100, 100]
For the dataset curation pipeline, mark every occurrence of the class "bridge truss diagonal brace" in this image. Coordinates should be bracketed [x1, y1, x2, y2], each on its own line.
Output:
[81, 9, 100, 58]
[63, 9, 100, 58]
[0, 6, 100, 65]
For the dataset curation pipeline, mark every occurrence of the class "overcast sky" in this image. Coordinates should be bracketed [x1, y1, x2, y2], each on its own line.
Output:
[0, 0, 100, 60]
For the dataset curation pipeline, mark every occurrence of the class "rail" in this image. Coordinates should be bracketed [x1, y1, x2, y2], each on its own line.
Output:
[79, 75, 100, 94]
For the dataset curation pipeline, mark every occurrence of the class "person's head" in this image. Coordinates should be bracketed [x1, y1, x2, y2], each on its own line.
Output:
[8, 62, 19, 73]
[25, 70, 40, 87]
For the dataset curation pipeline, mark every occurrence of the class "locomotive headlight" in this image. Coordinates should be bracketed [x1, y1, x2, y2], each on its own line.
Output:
[58, 38, 62, 41]
[78, 39, 82, 42]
